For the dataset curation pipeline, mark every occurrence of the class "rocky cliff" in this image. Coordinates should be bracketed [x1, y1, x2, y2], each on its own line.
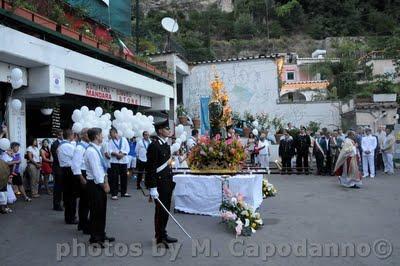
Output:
[141, 0, 233, 14]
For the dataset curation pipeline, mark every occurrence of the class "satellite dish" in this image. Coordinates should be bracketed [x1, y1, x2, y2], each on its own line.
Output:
[161, 17, 179, 33]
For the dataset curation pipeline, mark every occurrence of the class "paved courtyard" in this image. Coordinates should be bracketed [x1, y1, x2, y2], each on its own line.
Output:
[0, 173, 399, 266]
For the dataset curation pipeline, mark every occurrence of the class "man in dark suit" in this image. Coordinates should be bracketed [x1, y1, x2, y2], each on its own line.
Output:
[314, 129, 332, 175]
[294, 127, 311, 174]
[145, 119, 177, 248]
[279, 130, 295, 174]
[51, 129, 63, 211]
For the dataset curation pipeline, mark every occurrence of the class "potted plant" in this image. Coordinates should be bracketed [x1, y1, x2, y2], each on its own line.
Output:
[11, 0, 35, 20]
[307, 121, 321, 134]
[192, 110, 201, 129]
[109, 39, 121, 57]
[176, 104, 188, 125]
[255, 112, 269, 133]
[98, 37, 111, 53]
[243, 111, 255, 137]
[79, 23, 98, 47]
[271, 116, 284, 144]
[60, 24, 80, 40]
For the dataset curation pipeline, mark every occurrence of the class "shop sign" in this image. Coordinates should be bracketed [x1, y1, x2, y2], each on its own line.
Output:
[66, 78, 151, 107]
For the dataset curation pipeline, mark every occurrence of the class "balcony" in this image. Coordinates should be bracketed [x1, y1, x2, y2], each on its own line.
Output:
[0, 0, 174, 82]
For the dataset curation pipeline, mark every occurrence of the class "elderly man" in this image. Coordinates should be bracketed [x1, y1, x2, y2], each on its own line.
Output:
[361, 127, 377, 178]
[382, 126, 395, 175]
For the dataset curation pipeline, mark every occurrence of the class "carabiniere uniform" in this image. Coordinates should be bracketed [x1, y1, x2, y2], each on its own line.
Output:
[145, 134, 175, 243]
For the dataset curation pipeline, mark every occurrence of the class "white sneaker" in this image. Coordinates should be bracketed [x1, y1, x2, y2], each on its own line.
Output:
[362, 175, 369, 178]
[370, 175, 375, 178]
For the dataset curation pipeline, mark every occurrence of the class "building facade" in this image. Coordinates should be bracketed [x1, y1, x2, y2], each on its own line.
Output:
[182, 56, 341, 130]
[0, 2, 174, 163]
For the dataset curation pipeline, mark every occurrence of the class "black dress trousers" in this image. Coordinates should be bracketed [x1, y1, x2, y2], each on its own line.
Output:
[87, 180, 107, 242]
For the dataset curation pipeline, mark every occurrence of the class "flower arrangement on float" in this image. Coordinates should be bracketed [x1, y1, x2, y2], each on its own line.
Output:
[187, 134, 246, 173]
[262, 179, 277, 198]
[220, 185, 263, 236]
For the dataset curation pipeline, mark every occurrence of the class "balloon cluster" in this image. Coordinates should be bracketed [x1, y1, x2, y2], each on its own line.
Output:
[10, 68, 23, 89]
[112, 108, 155, 139]
[71, 106, 112, 138]
[171, 124, 187, 153]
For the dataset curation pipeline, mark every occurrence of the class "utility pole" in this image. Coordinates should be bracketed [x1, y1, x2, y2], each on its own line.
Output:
[135, 0, 140, 54]
[265, 0, 270, 41]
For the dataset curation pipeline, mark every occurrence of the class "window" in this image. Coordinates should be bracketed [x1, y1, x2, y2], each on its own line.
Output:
[286, 72, 295, 81]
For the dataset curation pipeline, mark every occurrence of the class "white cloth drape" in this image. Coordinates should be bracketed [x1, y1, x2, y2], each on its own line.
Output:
[173, 174, 263, 216]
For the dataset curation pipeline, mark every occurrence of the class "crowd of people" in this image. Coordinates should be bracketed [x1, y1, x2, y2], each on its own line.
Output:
[0, 120, 179, 248]
[243, 123, 396, 188]
[0, 121, 396, 243]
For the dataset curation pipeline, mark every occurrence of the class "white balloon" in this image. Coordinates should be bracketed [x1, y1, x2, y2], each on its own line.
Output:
[81, 106, 89, 113]
[71, 113, 78, 122]
[102, 130, 109, 139]
[148, 115, 154, 122]
[11, 99, 22, 111]
[0, 138, 10, 151]
[104, 113, 111, 120]
[95, 107, 103, 117]
[175, 138, 182, 145]
[11, 79, 23, 89]
[171, 143, 181, 153]
[176, 124, 184, 136]
[114, 110, 121, 120]
[179, 134, 187, 142]
[136, 112, 142, 117]
[121, 107, 128, 113]
[99, 121, 106, 129]
[117, 129, 123, 137]
[72, 122, 83, 133]
[252, 129, 259, 136]
[252, 120, 259, 128]
[127, 110, 133, 117]
[72, 109, 81, 122]
[125, 129, 134, 139]
[11, 68, 23, 81]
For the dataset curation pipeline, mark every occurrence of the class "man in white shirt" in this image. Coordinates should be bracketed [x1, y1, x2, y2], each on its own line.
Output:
[57, 129, 78, 224]
[71, 128, 90, 234]
[382, 127, 395, 175]
[135, 131, 151, 189]
[108, 127, 130, 199]
[85, 127, 114, 247]
[186, 129, 199, 151]
[361, 127, 377, 178]
[257, 133, 270, 171]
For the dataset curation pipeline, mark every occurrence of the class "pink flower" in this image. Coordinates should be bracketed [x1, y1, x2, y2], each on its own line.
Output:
[214, 134, 221, 141]
[226, 138, 233, 145]
[235, 220, 243, 236]
[223, 185, 233, 198]
[200, 150, 207, 156]
[236, 193, 244, 203]
[221, 211, 237, 221]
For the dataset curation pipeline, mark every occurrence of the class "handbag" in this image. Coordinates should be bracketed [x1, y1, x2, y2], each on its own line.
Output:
[7, 184, 16, 204]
